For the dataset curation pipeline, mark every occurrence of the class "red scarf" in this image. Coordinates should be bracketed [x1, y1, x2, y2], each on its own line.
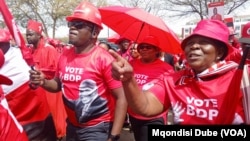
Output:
[178, 61, 238, 85]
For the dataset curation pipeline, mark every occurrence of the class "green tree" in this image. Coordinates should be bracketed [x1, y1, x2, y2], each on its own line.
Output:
[4, 0, 249, 38]
[116, 0, 249, 20]
[159, 0, 250, 20]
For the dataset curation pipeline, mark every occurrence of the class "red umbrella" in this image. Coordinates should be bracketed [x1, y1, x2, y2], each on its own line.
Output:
[99, 6, 182, 54]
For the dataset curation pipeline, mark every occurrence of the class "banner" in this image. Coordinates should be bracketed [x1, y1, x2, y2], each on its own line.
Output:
[208, 1, 225, 21]
[148, 125, 250, 140]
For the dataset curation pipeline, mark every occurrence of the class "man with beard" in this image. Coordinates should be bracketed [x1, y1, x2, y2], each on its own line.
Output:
[26, 19, 67, 140]
[29, 1, 127, 141]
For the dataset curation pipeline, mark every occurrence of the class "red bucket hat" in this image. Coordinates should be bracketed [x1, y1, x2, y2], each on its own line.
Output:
[0, 50, 12, 85]
[27, 19, 43, 34]
[239, 22, 250, 44]
[138, 35, 159, 48]
[181, 20, 233, 58]
[0, 29, 11, 43]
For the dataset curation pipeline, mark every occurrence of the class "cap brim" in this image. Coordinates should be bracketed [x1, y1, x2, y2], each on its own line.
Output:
[66, 16, 90, 22]
[0, 75, 13, 85]
[66, 16, 77, 22]
[239, 38, 250, 44]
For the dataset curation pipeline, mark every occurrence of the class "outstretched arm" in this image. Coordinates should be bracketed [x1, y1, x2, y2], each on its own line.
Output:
[29, 68, 61, 93]
[109, 49, 164, 117]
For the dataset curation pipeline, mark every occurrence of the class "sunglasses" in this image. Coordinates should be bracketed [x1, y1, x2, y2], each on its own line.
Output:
[68, 21, 93, 29]
[138, 45, 155, 50]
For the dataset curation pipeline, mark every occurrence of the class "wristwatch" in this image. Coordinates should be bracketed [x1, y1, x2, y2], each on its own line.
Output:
[109, 134, 120, 141]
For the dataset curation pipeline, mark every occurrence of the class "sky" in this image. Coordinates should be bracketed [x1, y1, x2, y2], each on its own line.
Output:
[54, 1, 250, 39]
[97, 2, 250, 39]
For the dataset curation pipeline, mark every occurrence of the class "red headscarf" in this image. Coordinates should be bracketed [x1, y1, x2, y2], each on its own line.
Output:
[27, 20, 43, 34]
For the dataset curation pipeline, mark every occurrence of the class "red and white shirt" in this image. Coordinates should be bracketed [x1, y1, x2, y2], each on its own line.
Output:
[147, 61, 245, 124]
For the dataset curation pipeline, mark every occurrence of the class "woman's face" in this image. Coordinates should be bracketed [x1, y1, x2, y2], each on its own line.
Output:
[129, 44, 140, 58]
[184, 35, 224, 73]
[137, 43, 159, 63]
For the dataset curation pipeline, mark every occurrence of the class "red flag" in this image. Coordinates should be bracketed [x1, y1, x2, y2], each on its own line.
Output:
[0, 103, 28, 141]
[5, 82, 50, 125]
[0, 0, 34, 66]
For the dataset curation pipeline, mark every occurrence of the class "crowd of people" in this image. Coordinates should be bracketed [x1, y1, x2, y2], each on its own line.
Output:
[0, 0, 250, 141]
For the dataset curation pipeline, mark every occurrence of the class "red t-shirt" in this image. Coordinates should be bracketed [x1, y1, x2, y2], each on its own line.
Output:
[211, 14, 222, 21]
[32, 39, 59, 79]
[128, 59, 173, 121]
[56, 46, 122, 127]
[148, 66, 245, 124]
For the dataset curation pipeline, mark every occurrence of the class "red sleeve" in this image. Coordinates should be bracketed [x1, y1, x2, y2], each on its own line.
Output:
[147, 74, 171, 109]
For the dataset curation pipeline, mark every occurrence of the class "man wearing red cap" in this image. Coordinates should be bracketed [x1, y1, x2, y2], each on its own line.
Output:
[109, 19, 246, 125]
[26, 19, 67, 140]
[26, 19, 59, 75]
[29, 1, 127, 141]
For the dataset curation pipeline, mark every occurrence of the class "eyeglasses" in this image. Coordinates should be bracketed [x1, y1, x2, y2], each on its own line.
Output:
[138, 45, 155, 50]
[67, 21, 93, 29]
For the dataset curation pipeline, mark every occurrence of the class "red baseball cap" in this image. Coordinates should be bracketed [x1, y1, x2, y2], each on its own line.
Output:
[0, 50, 12, 85]
[66, 1, 103, 29]
[239, 22, 250, 44]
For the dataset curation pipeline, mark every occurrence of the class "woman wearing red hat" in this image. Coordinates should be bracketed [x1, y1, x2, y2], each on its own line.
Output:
[109, 19, 246, 125]
[128, 35, 174, 141]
